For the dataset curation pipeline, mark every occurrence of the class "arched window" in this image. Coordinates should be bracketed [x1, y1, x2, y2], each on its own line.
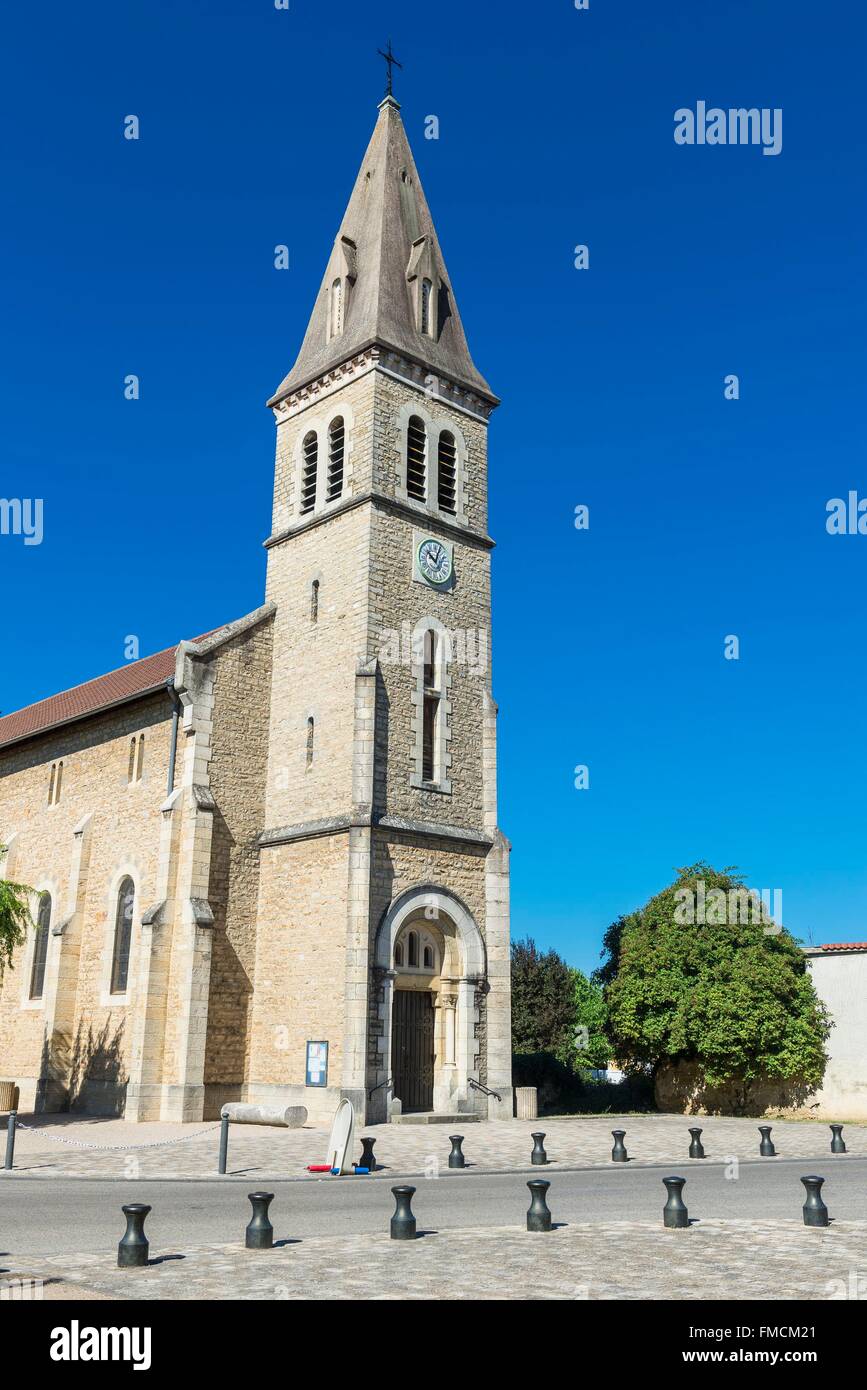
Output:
[437, 431, 457, 514]
[330, 278, 343, 338]
[327, 416, 345, 501]
[300, 431, 318, 515]
[413, 624, 451, 791]
[421, 278, 433, 335]
[394, 928, 438, 973]
[406, 417, 427, 501]
[29, 892, 51, 1000]
[422, 630, 439, 783]
[311, 578, 320, 623]
[48, 761, 64, 805]
[110, 877, 135, 996]
[306, 716, 315, 768]
[128, 734, 145, 785]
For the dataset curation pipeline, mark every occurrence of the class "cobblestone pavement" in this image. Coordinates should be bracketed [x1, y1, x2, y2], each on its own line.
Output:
[4, 1219, 866, 1301]
[3, 1112, 866, 1181]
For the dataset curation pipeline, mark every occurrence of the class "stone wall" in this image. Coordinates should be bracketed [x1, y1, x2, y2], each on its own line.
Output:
[0, 693, 174, 1112]
[201, 616, 273, 1112]
[247, 833, 351, 1124]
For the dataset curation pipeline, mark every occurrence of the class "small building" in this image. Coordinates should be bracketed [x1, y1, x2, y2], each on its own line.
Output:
[803, 943, 867, 1121]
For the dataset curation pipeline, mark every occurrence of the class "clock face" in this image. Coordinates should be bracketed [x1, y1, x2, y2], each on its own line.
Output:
[417, 538, 452, 586]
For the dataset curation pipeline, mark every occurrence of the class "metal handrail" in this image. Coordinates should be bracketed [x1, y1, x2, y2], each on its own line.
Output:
[468, 1077, 501, 1101]
[368, 1076, 393, 1100]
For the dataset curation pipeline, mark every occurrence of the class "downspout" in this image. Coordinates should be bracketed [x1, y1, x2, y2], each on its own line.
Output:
[166, 680, 181, 795]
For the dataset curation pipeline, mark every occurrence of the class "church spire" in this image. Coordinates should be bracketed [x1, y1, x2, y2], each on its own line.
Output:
[268, 94, 496, 407]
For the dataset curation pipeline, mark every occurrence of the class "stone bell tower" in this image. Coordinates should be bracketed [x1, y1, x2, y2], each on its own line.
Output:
[247, 90, 512, 1125]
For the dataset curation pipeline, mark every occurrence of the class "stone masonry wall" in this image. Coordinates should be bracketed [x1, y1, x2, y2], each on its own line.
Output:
[202, 615, 274, 1106]
[248, 834, 349, 1106]
[0, 693, 174, 1111]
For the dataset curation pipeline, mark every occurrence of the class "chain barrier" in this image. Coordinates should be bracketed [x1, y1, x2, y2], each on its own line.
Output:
[13, 1121, 220, 1152]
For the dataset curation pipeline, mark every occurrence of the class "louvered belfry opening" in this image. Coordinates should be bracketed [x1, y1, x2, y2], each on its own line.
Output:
[406, 416, 427, 500]
[437, 430, 457, 513]
[300, 431, 318, 514]
[327, 416, 345, 501]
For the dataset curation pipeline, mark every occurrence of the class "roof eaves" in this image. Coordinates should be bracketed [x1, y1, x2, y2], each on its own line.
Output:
[0, 678, 175, 753]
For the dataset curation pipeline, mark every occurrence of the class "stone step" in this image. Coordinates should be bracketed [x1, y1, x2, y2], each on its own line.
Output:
[392, 1112, 481, 1125]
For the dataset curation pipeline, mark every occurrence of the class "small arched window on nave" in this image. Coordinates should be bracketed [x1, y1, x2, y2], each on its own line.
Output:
[110, 877, 135, 996]
[29, 891, 51, 1000]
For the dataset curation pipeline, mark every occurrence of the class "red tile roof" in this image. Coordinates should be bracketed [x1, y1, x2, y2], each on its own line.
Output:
[0, 630, 218, 751]
[816, 942, 867, 952]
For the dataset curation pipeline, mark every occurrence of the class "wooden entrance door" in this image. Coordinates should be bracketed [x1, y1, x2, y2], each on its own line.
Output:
[391, 989, 434, 1112]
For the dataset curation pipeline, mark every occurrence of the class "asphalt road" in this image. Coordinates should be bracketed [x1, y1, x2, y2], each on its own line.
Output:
[2, 1157, 866, 1258]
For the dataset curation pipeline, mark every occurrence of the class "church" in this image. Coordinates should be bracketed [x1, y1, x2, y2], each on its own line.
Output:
[0, 89, 513, 1126]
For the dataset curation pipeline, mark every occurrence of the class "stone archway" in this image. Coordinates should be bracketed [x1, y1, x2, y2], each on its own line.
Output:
[370, 886, 487, 1122]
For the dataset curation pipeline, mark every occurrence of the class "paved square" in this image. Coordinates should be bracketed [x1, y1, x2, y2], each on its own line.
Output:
[5, 1112, 866, 1181]
[5, 1219, 866, 1301]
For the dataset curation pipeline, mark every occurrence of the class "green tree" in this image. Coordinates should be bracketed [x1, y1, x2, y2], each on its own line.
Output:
[597, 862, 830, 1094]
[572, 968, 611, 1071]
[0, 848, 33, 975]
[511, 937, 577, 1065]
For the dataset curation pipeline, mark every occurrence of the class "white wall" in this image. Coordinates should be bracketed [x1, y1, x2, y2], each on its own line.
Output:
[805, 949, 867, 1121]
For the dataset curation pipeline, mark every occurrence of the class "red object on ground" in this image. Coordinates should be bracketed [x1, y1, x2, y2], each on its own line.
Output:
[306, 1164, 333, 1172]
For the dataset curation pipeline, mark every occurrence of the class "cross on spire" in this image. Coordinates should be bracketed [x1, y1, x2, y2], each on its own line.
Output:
[377, 39, 402, 97]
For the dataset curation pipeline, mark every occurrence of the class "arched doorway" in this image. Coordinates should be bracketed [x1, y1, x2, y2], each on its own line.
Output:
[391, 924, 440, 1112]
[371, 886, 487, 1121]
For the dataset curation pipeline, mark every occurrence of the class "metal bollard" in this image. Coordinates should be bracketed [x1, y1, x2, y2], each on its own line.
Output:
[118, 1204, 151, 1268]
[688, 1127, 705, 1159]
[758, 1125, 776, 1157]
[801, 1175, 829, 1228]
[611, 1129, 628, 1163]
[662, 1176, 689, 1229]
[246, 1192, 274, 1249]
[390, 1185, 417, 1240]
[4, 1111, 16, 1171]
[359, 1136, 377, 1171]
[530, 1132, 548, 1166]
[448, 1135, 466, 1169]
[526, 1179, 552, 1232]
[830, 1124, 846, 1154]
[218, 1113, 230, 1175]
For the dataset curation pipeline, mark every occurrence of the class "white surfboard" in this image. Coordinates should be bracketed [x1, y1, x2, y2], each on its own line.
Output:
[325, 1098, 355, 1175]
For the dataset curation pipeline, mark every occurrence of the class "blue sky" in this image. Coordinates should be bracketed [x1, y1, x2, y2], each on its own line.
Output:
[2, 1, 865, 971]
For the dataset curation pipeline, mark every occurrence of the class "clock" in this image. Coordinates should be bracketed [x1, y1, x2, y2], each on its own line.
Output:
[417, 537, 453, 586]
